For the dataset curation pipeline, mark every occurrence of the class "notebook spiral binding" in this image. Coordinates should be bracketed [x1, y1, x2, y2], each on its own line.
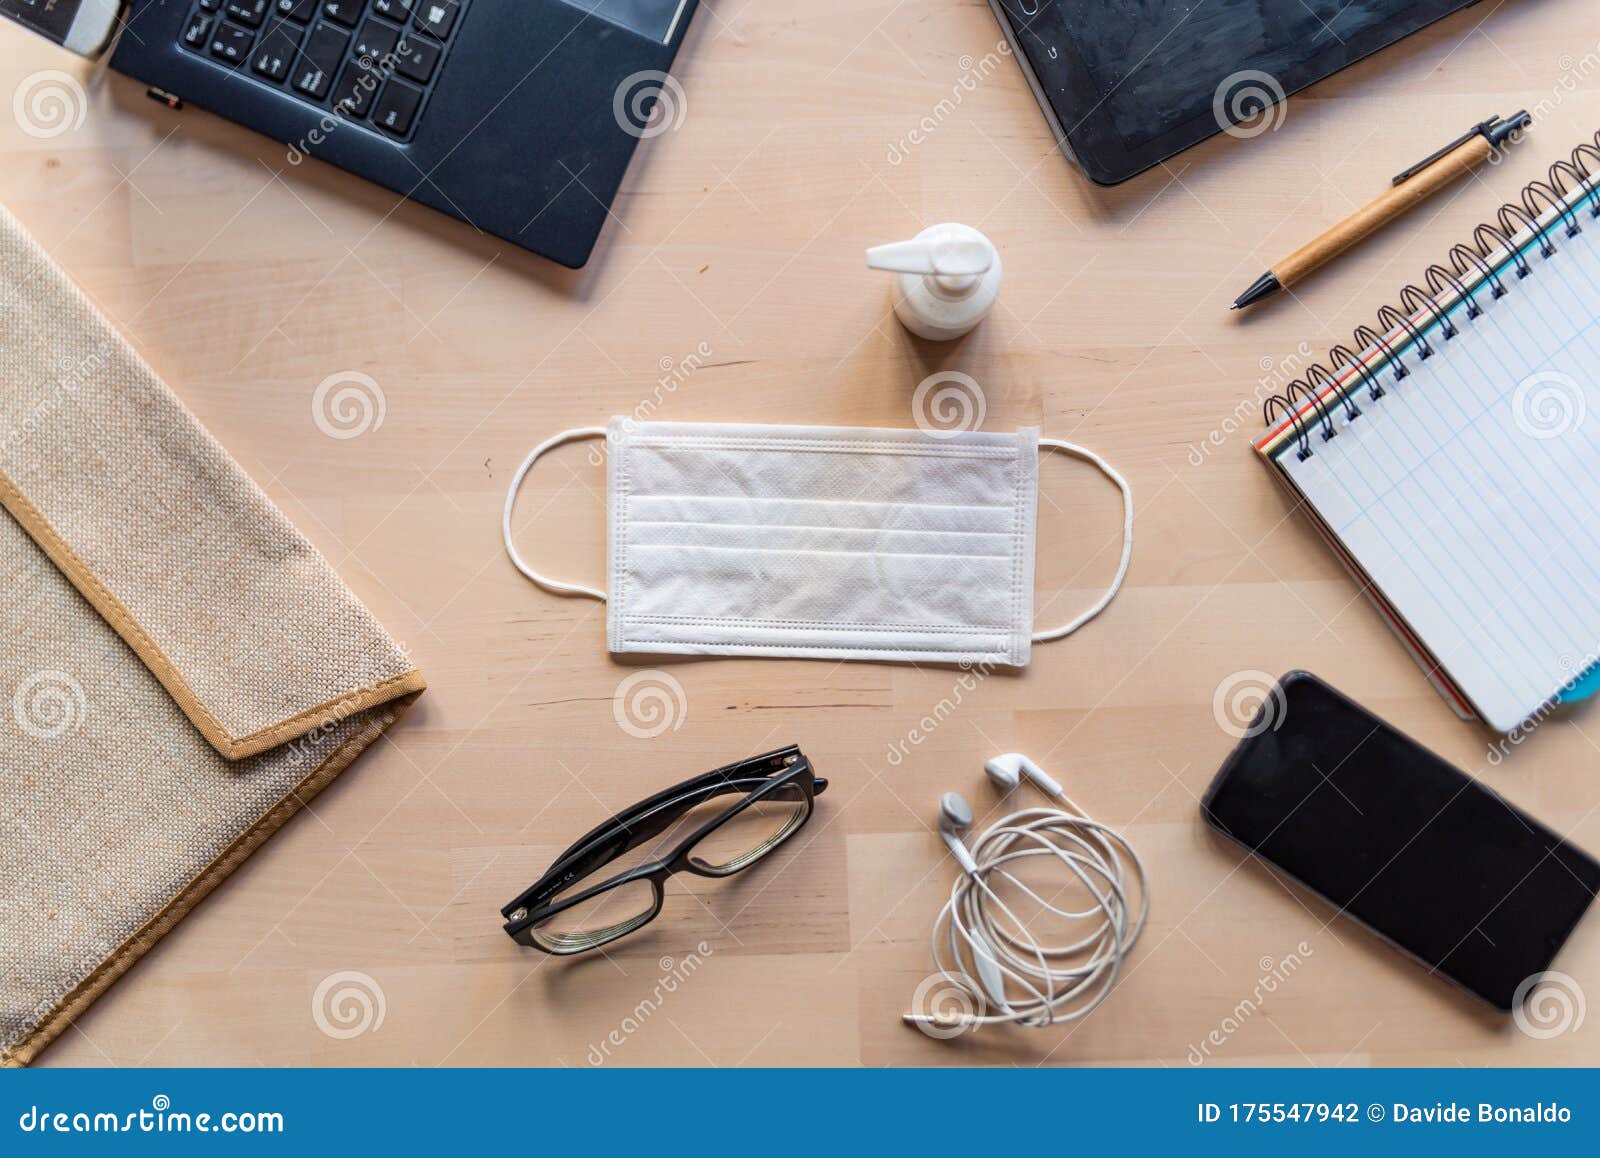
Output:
[1262, 129, 1600, 462]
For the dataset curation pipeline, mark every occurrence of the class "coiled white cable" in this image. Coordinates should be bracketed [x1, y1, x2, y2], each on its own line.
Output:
[905, 765, 1148, 1033]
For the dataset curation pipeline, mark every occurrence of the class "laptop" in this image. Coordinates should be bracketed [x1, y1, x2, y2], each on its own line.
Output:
[21, 0, 697, 267]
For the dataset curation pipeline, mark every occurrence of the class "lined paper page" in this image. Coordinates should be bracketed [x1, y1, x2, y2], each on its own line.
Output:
[1277, 221, 1600, 733]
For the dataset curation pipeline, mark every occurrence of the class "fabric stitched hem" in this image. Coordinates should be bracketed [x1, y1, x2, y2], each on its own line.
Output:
[0, 465, 425, 760]
[0, 691, 421, 1069]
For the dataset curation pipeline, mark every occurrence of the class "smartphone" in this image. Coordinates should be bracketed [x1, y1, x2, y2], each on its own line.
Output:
[1201, 671, 1599, 1012]
[0, 0, 121, 56]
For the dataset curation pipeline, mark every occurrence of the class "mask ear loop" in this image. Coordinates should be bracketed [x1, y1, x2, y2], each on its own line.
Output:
[502, 427, 609, 600]
[1031, 437, 1133, 643]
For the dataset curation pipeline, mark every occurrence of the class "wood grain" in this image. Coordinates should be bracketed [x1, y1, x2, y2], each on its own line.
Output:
[2, 0, 1598, 1067]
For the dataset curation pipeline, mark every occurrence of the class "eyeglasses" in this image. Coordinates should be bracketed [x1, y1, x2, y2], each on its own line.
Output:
[501, 746, 827, 955]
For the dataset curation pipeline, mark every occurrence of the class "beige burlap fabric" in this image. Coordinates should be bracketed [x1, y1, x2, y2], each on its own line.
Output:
[0, 203, 424, 1066]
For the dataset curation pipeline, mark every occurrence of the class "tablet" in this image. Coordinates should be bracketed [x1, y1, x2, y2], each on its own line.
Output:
[990, 0, 1485, 185]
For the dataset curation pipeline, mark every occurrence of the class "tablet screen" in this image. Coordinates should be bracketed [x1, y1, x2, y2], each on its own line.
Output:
[1074, 0, 1431, 147]
[997, 0, 1483, 182]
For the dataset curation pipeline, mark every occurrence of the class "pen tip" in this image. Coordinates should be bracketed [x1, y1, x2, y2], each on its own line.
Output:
[1232, 271, 1282, 311]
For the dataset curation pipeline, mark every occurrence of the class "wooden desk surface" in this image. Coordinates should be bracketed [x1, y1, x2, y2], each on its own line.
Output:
[6, 0, 1599, 1067]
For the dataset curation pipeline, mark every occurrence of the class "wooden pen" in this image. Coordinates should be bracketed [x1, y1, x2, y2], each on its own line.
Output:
[1232, 111, 1531, 310]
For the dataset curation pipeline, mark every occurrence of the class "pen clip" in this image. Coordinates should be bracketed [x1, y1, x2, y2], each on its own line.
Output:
[1391, 112, 1531, 185]
[1392, 118, 1498, 186]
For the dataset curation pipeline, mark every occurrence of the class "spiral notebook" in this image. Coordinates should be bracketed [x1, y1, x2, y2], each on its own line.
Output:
[1255, 128, 1600, 734]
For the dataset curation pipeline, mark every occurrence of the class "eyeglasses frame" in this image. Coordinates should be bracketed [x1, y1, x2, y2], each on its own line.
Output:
[501, 745, 826, 954]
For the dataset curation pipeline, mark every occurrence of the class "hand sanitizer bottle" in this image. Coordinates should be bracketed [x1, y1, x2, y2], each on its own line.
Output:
[866, 224, 1002, 341]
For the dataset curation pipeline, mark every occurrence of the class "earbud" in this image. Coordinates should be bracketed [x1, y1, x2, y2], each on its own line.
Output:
[934, 791, 1008, 1012]
[937, 791, 980, 875]
[983, 752, 1063, 798]
[908, 755, 1149, 1034]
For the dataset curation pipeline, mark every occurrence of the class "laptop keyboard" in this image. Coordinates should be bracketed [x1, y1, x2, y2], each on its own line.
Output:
[179, 0, 466, 140]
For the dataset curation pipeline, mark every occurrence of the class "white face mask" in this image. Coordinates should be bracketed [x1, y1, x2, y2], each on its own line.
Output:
[502, 419, 1132, 668]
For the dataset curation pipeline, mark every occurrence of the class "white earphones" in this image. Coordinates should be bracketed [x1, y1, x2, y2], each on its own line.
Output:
[906, 753, 1150, 1035]
[937, 792, 980, 875]
[983, 752, 1063, 797]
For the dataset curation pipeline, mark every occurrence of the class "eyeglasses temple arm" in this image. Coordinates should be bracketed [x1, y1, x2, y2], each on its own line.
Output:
[503, 777, 770, 916]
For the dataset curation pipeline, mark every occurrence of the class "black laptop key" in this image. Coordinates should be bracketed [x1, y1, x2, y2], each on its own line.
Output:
[182, 12, 212, 49]
[332, 62, 379, 118]
[392, 34, 438, 83]
[292, 22, 348, 98]
[224, 0, 269, 27]
[412, 0, 458, 40]
[208, 22, 254, 63]
[251, 18, 302, 81]
[352, 17, 400, 64]
[274, 0, 317, 19]
[321, 0, 360, 26]
[372, 0, 413, 19]
[200, 0, 222, 11]
[371, 78, 422, 135]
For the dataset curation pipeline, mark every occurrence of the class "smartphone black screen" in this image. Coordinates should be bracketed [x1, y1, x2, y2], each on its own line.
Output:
[1201, 672, 1599, 1011]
